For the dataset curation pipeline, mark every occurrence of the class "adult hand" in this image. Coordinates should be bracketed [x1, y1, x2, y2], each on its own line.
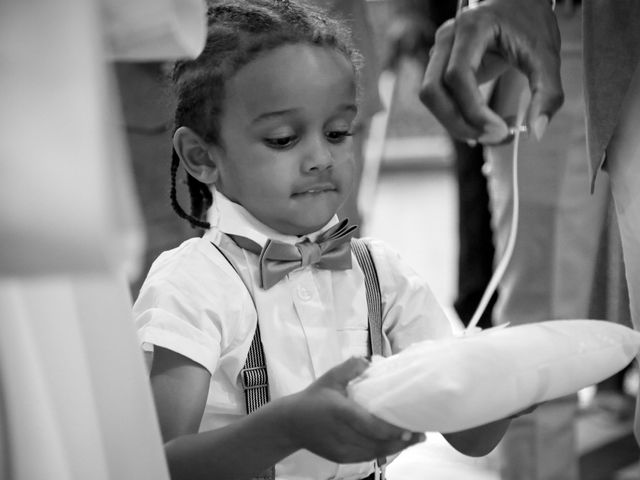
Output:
[420, 0, 563, 144]
[284, 357, 424, 463]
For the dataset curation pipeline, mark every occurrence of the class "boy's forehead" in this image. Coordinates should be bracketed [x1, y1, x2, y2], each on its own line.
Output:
[224, 44, 357, 120]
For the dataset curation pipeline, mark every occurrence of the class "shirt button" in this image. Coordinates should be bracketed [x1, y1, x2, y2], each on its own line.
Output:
[296, 285, 312, 301]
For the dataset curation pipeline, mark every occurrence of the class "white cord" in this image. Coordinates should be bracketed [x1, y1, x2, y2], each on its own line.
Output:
[465, 91, 529, 331]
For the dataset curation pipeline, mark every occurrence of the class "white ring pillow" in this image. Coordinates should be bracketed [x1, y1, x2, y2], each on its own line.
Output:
[348, 319, 640, 433]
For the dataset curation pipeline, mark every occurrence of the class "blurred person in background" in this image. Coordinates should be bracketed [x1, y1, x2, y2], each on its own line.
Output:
[420, 0, 640, 477]
[391, 1, 616, 479]
[115, 62, 198, 296]
[482, 6, 609, 472]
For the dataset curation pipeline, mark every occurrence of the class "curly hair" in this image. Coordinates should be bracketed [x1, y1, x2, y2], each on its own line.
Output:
[169, 0, 360, 229]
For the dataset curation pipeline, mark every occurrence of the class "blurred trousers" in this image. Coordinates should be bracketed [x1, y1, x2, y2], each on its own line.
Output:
[484, 9, 610, 479]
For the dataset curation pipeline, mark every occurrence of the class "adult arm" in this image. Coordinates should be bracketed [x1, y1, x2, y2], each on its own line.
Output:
[151, 348, 423, 480]
[420, 0, 563, 144]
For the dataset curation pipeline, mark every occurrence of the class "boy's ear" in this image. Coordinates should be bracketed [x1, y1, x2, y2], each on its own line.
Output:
[173, 126, 220, 184]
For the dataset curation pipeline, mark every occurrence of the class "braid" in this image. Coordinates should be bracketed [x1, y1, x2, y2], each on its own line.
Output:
[170, 148, 211, 229]
[169, 0, 358, 228]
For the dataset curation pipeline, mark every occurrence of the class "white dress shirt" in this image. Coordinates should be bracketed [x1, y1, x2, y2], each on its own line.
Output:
[133, 192, 456, 480]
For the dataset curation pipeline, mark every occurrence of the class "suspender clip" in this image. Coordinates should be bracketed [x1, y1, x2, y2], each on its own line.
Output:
[241, 365, 269, 390]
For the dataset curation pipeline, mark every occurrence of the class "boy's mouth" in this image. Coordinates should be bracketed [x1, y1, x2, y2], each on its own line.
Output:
[292, 183, 336, 196]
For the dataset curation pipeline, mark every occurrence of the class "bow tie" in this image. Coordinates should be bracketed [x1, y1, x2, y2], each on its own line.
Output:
[228, 219, 358, 289]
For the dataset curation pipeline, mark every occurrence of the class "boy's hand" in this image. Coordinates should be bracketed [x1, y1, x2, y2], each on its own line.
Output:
[284, 357, 425, 463]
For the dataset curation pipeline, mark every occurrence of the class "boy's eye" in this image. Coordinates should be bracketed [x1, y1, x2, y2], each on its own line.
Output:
[326, 130, 354, 144]
[264, 136, 297, 149]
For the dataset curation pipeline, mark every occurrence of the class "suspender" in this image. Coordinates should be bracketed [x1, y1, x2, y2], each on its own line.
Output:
[211, 238, 271, 415]
[351, 238, 383, 358]
[212, 237, 384, 480]
[351, 240, 388, 480]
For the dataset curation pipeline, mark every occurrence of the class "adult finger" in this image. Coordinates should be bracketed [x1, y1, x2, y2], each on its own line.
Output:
[445, 9, 509, 142]
[420, 19, 483, 141]
[522, 31, 564, 138]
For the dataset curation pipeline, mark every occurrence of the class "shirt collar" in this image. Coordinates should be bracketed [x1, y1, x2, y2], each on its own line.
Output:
[204, 190, 339, 247]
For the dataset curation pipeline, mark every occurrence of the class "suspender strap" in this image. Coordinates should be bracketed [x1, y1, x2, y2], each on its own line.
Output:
[210, 240, 274, 480]
[350, 238, 387, 476]
[242, 326, 270, 414]
[210, 240, 271, 414]
[351, 238, 384, 357]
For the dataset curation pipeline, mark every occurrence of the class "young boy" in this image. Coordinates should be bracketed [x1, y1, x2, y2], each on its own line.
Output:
[133, 2, 512, 479]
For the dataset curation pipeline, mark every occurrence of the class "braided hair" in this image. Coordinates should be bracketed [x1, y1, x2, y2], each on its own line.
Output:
[169, 0, 360, 229]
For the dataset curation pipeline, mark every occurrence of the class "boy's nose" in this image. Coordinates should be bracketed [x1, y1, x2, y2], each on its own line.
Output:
[303, 137, 333, 172]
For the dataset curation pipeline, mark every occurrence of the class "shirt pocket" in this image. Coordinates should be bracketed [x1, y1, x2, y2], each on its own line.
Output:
[337, 327, 369, 359]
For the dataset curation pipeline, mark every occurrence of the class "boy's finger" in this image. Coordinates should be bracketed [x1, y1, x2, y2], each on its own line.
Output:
[340, 403, 417, 442]
[373, 433, 426, 458]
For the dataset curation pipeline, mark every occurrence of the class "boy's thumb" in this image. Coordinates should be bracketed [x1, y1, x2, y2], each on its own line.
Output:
[320, 356, 369, 389]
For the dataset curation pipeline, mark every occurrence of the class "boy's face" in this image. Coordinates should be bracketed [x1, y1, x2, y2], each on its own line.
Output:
[212, 43, 358, 235]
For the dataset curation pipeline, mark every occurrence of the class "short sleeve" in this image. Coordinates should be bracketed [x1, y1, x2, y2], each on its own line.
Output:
[132, 239, 254, 375]
[364, 238, 461, 353]
[134, 280, 223, 374]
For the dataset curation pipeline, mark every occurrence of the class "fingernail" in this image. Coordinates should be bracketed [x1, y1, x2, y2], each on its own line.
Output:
[532, 115, 548, 141]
